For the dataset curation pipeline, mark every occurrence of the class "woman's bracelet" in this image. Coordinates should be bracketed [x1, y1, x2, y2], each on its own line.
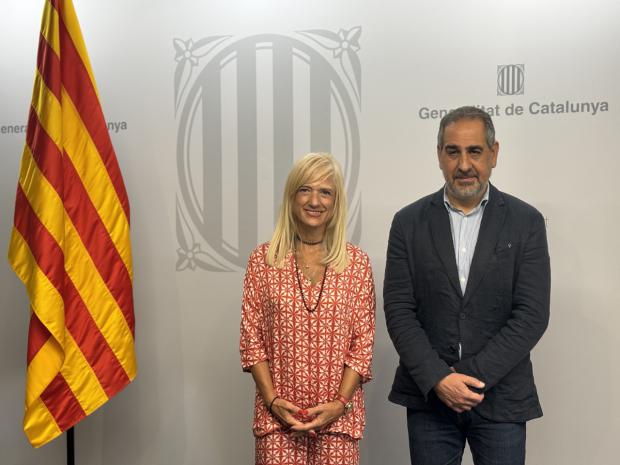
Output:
[334, 393, 353, 415]
[268, 396, 279, 414]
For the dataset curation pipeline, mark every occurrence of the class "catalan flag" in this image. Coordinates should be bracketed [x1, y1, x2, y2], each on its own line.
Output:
[7, 0, 136, 447]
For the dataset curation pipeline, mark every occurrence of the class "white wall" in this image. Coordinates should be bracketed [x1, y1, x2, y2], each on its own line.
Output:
[1, 1, 619, 464]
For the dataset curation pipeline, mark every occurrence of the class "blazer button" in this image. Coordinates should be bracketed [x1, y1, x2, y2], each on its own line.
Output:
[459, 312, 466, 320]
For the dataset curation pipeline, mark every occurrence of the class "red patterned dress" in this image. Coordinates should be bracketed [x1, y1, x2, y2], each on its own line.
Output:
[240, 242, 375, 464]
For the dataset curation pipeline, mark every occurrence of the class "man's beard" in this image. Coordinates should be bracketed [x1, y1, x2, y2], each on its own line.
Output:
[447, 174, 487, 201]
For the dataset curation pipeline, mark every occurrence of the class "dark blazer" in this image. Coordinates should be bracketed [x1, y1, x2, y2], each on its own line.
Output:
[384, 184, 550, 422]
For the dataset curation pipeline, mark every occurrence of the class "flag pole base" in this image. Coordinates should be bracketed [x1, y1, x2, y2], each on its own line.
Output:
[66, 426, 75, 465]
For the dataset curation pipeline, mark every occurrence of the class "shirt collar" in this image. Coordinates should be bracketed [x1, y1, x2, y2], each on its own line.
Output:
[443, 184, 490, 215]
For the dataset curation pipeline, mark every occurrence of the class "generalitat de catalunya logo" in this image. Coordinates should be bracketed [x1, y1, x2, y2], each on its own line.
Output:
[497, 64, 524, 96]
[174, 28, 363, 272]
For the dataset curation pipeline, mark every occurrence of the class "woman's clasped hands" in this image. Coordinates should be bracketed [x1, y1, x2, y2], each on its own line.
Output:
[269, 397, 346, 438]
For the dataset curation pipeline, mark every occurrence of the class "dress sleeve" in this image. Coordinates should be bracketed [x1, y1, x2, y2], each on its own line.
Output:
[239, 248, 269, 371]
[344, 251, 376, 383]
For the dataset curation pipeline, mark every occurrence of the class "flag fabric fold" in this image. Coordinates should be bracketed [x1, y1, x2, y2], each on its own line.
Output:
[8, 0, 136, 448]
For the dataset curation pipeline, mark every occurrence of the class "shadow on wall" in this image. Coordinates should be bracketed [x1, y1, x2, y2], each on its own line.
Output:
[528, 280, 614, 465]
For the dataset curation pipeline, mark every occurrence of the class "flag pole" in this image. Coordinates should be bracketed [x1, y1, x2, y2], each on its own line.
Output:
[66, 427, 75, 465]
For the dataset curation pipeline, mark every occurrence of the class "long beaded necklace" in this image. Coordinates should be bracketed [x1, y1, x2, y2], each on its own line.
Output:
[294, 251, 327, 313]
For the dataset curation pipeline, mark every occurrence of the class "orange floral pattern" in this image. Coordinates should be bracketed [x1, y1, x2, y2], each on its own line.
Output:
[240, 243, 375, 440]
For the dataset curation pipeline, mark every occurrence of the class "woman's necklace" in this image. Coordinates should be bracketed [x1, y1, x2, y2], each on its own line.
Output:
[294, 251, 327, 313]
[296, 235, 323, 246]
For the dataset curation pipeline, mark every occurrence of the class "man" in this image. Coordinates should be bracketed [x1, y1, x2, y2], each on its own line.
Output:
[384, 106, 550, 465]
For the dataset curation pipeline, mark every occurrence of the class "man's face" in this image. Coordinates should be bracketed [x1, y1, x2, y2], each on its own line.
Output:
[437, 118, 499, 209]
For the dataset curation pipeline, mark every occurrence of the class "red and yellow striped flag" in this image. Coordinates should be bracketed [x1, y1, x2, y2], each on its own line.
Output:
[8, 0, 136, 447]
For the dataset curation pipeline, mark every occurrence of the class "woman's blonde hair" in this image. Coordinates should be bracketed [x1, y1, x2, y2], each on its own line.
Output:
[266, 152, 349, 273]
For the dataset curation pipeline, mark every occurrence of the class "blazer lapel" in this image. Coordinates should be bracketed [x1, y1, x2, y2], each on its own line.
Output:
[463, 185, 506, 305]
[428, 189, 463, 298]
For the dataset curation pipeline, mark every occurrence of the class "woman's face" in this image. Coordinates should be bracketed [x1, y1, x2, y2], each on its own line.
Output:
[292, 177, 336, 237]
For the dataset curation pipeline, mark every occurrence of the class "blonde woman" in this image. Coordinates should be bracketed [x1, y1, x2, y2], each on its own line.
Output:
[240, 153, 375, 465]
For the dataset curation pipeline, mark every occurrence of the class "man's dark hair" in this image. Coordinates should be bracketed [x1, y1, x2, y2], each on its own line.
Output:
[437, 106, 496, 149]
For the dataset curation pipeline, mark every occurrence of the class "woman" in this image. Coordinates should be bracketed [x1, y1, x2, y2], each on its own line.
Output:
[240, 153, 375, 465]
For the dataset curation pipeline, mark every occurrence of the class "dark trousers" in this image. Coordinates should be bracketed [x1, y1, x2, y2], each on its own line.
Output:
[406, 407, 526, 465]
